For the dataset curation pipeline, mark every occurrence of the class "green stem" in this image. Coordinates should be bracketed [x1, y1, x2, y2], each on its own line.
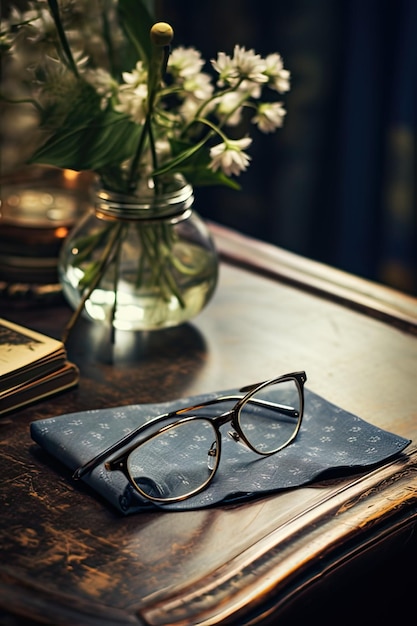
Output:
[101, 5, 117, 78]
[178, 80, 245, 140]
[127, 39, 170, 191]
[127, 115, 151, 192]
[109, 225, 127, 343]
[136, 224, 185, 307]
[72, 224, 116, 265]
[152, 92, 251, 177]
[62, 222, 124, 343]
[152, 135, 208, 176]
[47, 0, 80, 77]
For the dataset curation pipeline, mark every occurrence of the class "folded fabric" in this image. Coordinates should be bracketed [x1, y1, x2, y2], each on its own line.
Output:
[30, 387, 411, 513]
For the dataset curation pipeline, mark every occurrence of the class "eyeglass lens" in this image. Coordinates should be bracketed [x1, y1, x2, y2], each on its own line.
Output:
[238, 378, 302, 454]
[127, 418, 219, 501]
[126, 377, 302, 502]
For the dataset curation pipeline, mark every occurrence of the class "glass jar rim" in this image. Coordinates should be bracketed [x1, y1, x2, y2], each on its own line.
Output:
[94, 174, 194, 221]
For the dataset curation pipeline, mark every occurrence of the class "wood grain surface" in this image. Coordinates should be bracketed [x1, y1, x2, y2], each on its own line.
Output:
[1, 224, 416, 625]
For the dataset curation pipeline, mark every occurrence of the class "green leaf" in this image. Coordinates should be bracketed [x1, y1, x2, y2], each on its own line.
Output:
[28, 109, 141, 171]
[153, 137, 209, 175]
[180, 165, 241, 190]
[118, 0, 155, 68]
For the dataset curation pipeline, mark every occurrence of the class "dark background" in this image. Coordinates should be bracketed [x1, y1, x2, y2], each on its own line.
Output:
[1, 0, 416, 294]
[156, 0, 417, 295]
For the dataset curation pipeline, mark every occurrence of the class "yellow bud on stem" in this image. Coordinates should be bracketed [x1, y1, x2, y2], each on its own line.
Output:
[150, 22, 174, 47]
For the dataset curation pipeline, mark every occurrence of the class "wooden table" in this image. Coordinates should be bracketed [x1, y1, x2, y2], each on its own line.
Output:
[1, 223, 416, 626]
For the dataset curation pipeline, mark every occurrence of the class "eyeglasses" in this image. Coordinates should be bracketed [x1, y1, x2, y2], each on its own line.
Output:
[73, 371, 306, 503]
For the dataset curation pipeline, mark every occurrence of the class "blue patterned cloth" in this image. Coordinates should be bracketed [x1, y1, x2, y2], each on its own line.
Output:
[30, 387, 410, 513]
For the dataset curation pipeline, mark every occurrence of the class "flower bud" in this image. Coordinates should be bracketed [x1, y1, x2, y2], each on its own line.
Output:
[150, 22, 174, 47]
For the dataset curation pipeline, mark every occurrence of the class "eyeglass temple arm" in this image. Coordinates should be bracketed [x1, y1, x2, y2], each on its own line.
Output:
[176, 394, 299, 418]
[243, 397, 299, 417]
[72, 407, 185, 480]
[73, 396, 242, 480]
[73, 390, 299, 480]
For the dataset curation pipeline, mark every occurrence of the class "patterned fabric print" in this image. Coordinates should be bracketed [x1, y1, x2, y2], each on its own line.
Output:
[30, 388, 410, 513]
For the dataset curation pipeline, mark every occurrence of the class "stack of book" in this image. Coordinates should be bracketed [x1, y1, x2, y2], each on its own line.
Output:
[0, 318, 79, 415]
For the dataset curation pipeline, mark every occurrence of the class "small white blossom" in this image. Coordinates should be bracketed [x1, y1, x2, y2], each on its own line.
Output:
[232, 45, 268, 84]
[238, 79, 262, 99]
[84, 68, 116, 96]
[263, 53, 291, 93]
[212, 45, 268, 88]
[115, 60, 149, 122]
[253, 102, 287, 133]
[178, 94, 216, 125]
[178, 97, 201, 123]
[182, 72, 214, 101]
[115, 83, 148, 124]
[2, 1, 291, 344]
[3, 1, 290, 189]
[84, 68, 118, 109]
[154, 138, 172, 159]
[121, 61, 148, 87]
[214, 91, 245, 126]
[209, 137, 252, 176]
[211, 50, 239, 86]
[168, 46, 205, 78]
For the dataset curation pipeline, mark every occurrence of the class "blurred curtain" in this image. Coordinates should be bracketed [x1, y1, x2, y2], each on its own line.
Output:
[330, 0, 417, 294]
[157, 0, 417, 294]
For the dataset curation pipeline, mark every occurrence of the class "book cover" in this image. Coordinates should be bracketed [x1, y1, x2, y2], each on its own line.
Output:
[0, 318, 79, 415]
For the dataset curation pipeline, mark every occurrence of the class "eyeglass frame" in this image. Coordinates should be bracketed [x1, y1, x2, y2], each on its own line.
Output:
[73, 370, 307, 503]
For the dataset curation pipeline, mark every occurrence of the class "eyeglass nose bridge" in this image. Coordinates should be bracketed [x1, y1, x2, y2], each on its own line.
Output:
[212, 409, 245, 449]
[212, 407, 236, 427]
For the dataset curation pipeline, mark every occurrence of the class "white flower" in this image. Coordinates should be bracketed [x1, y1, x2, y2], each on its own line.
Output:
[121, 61, 148, 87]
[253, 102, 286, 133]
[211, 50, 239, 86]
[3, 2, 290, 190]
[178, 96, 215, 125]
[209, 137, 252, 176]
[155, 138, 171, 159]
[84, 68, 118, 108]
[168, 46, 205, 78]
[214, 91, 245, 126]
[264, 54, 291, 93]
[238, 79, 262, 99]
[115, 61, 149, 122]
[115, 83, 148, 124]
[232, 45, 268, 84]
[212, 45, 268, 88]
[182, 71, 214, 101]
[178, 97, 202, 123]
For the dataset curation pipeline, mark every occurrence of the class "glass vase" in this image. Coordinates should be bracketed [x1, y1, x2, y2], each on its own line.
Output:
[58, 175, 219, 331]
